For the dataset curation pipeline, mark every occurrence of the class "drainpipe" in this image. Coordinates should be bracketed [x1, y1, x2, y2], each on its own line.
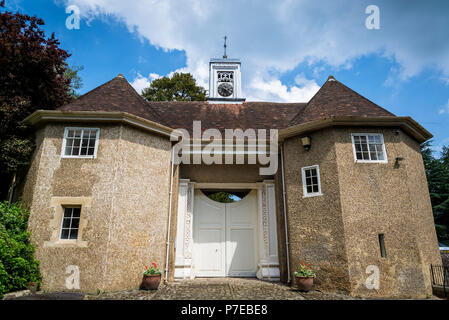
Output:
[8, 171, 17, 204]
[280, 144, 291, 283]
[164, 146, 175, 283]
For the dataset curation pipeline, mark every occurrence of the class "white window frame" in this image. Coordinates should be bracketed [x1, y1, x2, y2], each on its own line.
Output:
[59, 206, 81, 240]
[351, 133, 388, 163]
[61, 127, 100, 159]
[301, 165, 323, 198]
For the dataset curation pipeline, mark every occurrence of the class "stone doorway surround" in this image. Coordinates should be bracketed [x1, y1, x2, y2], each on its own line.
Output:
[174, 180, 280, 281]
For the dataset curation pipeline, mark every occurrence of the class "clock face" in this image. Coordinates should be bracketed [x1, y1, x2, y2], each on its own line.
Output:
[217, 82, 233, 97]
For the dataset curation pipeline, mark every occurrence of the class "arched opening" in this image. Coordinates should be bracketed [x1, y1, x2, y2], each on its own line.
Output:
[201, 189, 251, 203]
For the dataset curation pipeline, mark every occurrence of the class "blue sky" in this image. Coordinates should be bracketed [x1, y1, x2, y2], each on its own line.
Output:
[4, 0, 449, 155]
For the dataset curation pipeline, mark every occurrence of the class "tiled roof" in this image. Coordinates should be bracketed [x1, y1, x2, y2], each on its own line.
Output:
[147, 101, 305, 133]
[58, 74, 161, 123]
[289, 76, 394, 126]
[57, 74, 395, 134]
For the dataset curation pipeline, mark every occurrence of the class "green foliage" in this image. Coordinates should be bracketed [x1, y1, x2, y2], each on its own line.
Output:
[207, 192, 236, 203]
[0, 134, 35, 173]
[143, 263, 161, 276]
[294, 262, 316, 278]
[64, 64, 84, 99]
[0, 201, 41, 298]
[141, 72, 206, 102]
[421, 141, 449, 242]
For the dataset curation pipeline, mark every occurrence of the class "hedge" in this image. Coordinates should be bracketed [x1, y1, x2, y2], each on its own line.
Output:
[0, 201, 41, 298]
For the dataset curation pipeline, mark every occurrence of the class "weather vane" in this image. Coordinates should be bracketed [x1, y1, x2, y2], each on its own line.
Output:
[223, 36, 228, 59]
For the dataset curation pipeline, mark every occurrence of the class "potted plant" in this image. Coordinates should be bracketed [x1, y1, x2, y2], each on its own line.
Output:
[28, 281, 38, 294]
[294, 261, 316, 292]
[140, 263, 162, 290]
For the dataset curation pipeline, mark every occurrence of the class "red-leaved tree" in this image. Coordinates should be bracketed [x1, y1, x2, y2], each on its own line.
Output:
[0, 0, 73, 199]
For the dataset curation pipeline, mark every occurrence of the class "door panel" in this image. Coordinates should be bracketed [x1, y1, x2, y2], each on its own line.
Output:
[194, 191, 226, 277]
[193, 189, 258, 277]
[226, 190, 258, 277]
[197, 229, 224, 273]
[228, 229, 256, 276]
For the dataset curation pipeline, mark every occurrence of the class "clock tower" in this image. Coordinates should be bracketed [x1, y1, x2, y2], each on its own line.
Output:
[208, 37, 245, 103]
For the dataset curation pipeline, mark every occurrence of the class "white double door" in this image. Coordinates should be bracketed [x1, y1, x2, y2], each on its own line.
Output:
[193, 189, 258, 277]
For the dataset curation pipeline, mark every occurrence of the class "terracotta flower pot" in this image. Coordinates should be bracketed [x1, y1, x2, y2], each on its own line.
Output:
[28, 282, 38, 294]
[141, 274, 161, 290]
[295, 276, 314, 292]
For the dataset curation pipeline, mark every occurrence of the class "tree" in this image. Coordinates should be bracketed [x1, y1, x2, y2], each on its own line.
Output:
[141, 72, 206, 101]
[64, 64, 84, 99]
[434, 146, 449, 241]
[421, 141, 449, 243]
[208, 192, 236, 203]
[0, 1, 74, 199]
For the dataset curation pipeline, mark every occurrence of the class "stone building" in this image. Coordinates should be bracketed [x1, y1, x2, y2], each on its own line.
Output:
[19, 56, 441, 298]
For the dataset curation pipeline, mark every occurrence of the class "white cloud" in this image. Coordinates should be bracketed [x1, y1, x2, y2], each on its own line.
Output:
[137, 56, 147, 64]
[438, 99, 449, 115]
[65, 0, 449, 100]
[167, 59, 210, 89]
[433, 137, 449, 157]
[130, 73, 160, 94]
[246, 76, 320, 102]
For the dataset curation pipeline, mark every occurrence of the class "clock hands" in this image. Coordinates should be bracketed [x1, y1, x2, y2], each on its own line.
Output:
[218, 83, 233, 97]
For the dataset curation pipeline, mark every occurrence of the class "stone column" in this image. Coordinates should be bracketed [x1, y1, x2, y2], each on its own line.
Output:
[256, 180, 280, 281]
[174, 179, 195, 279]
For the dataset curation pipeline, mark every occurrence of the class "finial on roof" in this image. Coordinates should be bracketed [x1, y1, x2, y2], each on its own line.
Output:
[223, 36, 228, 59]
[116, 73, 125, 78]
[327, 75, 336, 81]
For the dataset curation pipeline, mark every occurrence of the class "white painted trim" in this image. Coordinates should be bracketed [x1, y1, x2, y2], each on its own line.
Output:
[350, 133, 388, 164]
[177, 180, 279, 281]
[256, 180, 280, 281]
[174, 179, 193, 280]
[194, 183, 260, 190]
[301, 165, 323, 198]
[266, 183, 279, 264]
[183, 143, 273, 156]
[164, 146, 176, 281]
[209, 60, 242, 99]
[61, 127, 100, 159]
[59, 206, 81, 240]
[207, 100, 244, 104]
